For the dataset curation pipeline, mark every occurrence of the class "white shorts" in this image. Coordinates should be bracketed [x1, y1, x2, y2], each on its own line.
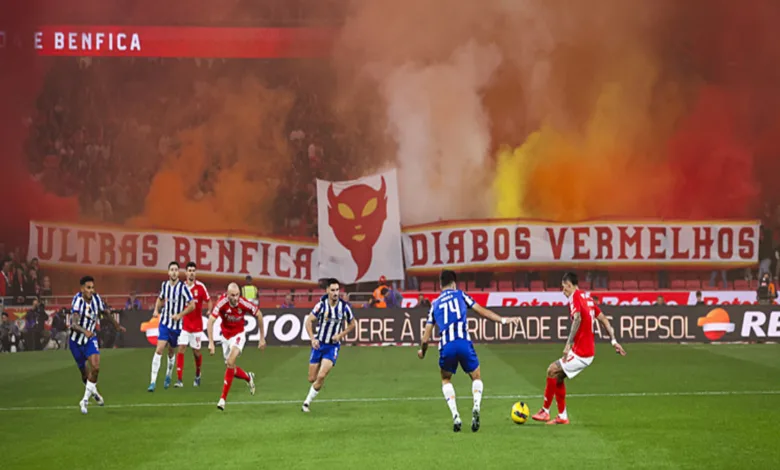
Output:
[221, 333, 247, 360]
[560, 351, 594, 379]
[179, 330, 203, 350]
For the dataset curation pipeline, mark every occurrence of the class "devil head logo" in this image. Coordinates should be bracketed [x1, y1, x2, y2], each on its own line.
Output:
[327, 177, 388, 281]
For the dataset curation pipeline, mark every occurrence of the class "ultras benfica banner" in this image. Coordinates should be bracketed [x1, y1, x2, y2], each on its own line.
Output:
[29, 219, 760, 281]
[401, 220, 759, 273]
[28, 221, 318, 284]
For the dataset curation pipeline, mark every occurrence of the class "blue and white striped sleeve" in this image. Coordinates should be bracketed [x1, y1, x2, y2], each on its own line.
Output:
[463, 293, 476, 309]
[158, 282, 166, 300]
[71, 295, 82, 314]
[344, 302, 355, 323]
[97, 294, 107, 313]
[309, 301, 322, 319]
[426, 305, 435, 325]
[181, 284, 194, 303]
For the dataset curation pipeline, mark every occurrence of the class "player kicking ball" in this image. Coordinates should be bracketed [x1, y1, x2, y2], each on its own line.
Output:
[301, 278, 356, 413]
[532, 272, 626, 425]
[418, 270, 519, 432]
[207, 283, 265, 411]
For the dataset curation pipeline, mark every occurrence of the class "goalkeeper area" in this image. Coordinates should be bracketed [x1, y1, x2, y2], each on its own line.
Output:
[1, 343, 778, 469]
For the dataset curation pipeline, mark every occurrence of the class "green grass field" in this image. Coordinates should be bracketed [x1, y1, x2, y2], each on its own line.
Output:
[1, 344, 778, 469]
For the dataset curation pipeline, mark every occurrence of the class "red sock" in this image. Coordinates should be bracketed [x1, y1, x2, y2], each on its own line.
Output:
[176, 353, 184, 381]
[195, 355, 203, 377]
[234, 367, 250, 382]
[555, 380, 566, 414]
[543, 377, 556, 410]
[221, 368, 235, 400]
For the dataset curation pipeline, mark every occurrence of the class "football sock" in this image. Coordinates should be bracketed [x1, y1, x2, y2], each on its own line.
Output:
[150, 353, 162, 384]
[555, 381, 567, 416]
[472, 379, 484, 411]
[304, 385, 319, 406]
[82, 380, 96, 403]
[221, 368, 235, 400]
[234, 367, 250, 381]
[543, 377, 556, 412]
[166, 354, 175, 377]
[442, 383, 459, 419]
[195, 354, 203, 376]
[176, 353, 184, 381]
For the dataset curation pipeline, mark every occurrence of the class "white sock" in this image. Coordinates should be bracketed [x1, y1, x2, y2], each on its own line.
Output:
[442, 383, 459, 419]
[559, 408, 568, 420]
[151, 353, 162, 384]
[304, 385, 319, 405]
[82, 380, 96, 403]
[92, 385, 101, 397]
[166, 354, 175, 377]
[472, 379, 484, 412]
[542, 407, 550, 414]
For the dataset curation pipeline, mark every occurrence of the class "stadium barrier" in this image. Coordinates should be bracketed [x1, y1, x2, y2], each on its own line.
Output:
[122, 305, 780, 348]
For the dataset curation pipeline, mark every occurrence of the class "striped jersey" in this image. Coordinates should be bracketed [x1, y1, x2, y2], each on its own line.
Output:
[70, 292, 106, 345]
[158, 280, 194, 330]
[427, 289, 475, 350]
[310, 295, 354, 345]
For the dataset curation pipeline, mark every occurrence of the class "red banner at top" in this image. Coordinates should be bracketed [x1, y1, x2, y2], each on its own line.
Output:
[1, 25, 336, 58]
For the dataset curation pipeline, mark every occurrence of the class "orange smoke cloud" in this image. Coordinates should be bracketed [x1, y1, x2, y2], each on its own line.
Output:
[129, 76, 294, 233]
[335, 0, 777, 223]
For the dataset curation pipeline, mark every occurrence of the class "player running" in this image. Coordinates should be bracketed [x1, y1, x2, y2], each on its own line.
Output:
[148, 261, 195, 392]
[69, 275, 125, 414]
[418, 270, 518, 432]
[532, 272, 626, 425]
[176, 262, 211, 388]
[301, 278, 356, 413]
[207, 283, 265, 410]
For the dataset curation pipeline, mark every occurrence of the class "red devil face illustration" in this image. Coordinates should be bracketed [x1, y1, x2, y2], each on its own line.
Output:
[328, 177, 388, 281]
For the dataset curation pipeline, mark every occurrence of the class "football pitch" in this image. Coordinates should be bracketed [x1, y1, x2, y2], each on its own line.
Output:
[1, 344, 778, 470]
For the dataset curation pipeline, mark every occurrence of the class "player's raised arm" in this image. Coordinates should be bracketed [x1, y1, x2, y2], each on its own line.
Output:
[564, 311, 581, 356]
[255, 306, 266, 350]
[173, 285, 196, 321]
[305, 301, 321, 350]
[332, 303, 356, 343]
[70, 297, 92, 338]
[154, 284, 165, 318]
[595, 308, 626, 356]
[418, 306, 435, 359]
[206, 304, 218, 356]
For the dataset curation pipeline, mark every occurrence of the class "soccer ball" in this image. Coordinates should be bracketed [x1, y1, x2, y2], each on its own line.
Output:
[511, 401, 530, 424]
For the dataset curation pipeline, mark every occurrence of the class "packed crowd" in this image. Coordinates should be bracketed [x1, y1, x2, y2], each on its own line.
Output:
[24, 57, 370, 237]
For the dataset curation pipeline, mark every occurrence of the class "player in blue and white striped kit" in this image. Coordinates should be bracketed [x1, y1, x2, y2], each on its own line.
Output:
[70, 275, 124, 414]
[301, 279, 356, 412]
[418, 270, 518, 432]
[148, 261, 195, 392]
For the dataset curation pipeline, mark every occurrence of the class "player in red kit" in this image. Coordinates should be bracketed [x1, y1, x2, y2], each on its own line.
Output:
[532, 272, 626, 425]
[207, 282, 266, 411]
[175, 262, 211, 388]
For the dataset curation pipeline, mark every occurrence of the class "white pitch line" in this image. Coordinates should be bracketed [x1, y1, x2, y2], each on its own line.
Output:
[0, 390, 778, 412]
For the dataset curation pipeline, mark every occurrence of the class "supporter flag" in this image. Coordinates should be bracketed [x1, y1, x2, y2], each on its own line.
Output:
[316, 170, 404, 283]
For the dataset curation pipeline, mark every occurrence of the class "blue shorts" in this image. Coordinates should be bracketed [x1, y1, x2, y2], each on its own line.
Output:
[310, 343, 340, 366]
[158, 324, 180, 347]
[70, 337, 100, 370]
[438, 339, 479, 374]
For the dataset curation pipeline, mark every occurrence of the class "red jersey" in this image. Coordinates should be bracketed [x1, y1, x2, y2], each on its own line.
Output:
[183, 281, 210, 332]
[211, 294, 257, 339]
[568, 289, 596, 358]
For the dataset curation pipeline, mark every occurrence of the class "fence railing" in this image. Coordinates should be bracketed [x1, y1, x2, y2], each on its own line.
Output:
[1, 291, 383, 310]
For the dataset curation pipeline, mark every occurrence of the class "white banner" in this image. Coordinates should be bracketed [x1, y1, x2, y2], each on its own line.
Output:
[317, 170, 404, 283]
[27, 221, 318, 284]
[402, 220, 759, 272]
